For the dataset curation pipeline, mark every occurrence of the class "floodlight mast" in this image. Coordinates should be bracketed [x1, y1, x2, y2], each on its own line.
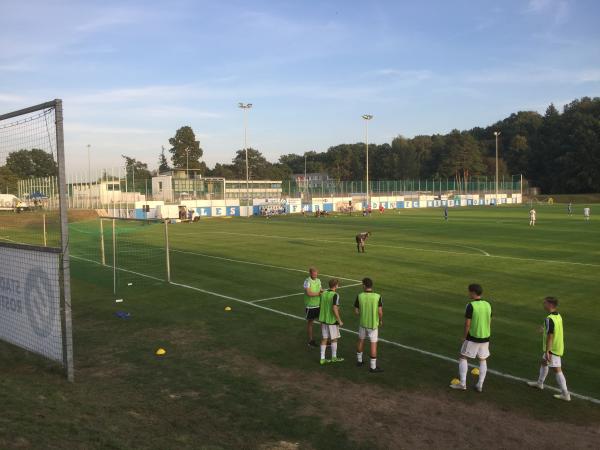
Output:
[238, 102, 253, 216]
[362, 114, 373, 208]
[494, 131, 501, 206]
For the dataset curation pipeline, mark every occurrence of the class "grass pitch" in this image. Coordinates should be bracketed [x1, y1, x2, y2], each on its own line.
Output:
[2, 204, 600, 449]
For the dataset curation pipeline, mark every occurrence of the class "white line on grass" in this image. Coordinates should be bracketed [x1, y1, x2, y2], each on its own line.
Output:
[72, 255, 600, 405]
[171, 249, 362, 283]
[250, 282, 363, 303]
[210, 231, 491, 257]
[70, 255, 165, 283]
[209, 231, 600, 268]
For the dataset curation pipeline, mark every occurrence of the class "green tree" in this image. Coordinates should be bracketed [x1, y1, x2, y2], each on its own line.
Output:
[158, 146, 170, 173]
[0, 166, 19, 194]
[122, 155, 152, 180]
[168, 126, 205, 174]
[438, 131, 485, 185]
[231, 148, 273, 179]
[5, 149, 57, 178]
[391, 136, 419, 179]
[209, 163, 237, 179]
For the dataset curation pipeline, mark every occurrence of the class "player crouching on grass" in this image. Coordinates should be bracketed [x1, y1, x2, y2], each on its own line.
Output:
[527, 297, 571, 401]
[304, 267, 323, 347]
[355, 278, 384, 373]
[319, 279, 344, 365]
[355, 231, 371, 253]
[450, 283, 491, 392]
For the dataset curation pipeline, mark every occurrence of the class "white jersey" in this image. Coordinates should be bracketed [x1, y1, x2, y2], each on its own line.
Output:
[529, 210, 536, 219]
[584, 208, 590, 217]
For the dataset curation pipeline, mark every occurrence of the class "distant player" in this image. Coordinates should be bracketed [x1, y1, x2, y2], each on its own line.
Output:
[444, 204, 449, 221]
[318, 279, 344, 365]
[527, 297, 571, 401]
[354, 277, 383, 373]
[303, 267, 323, 347]
[378, 203, 384, 214]
[450, 283, 491, 392]
[584, 206, 590, 222]
[567, 202, 572, 216]
[355, 231, 371, 253]
[529, 208, 536, 226]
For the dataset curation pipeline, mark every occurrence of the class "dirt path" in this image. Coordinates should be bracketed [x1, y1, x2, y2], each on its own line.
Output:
[226, 351, 600, 449]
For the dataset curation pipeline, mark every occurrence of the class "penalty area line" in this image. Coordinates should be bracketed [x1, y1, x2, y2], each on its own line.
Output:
[250, 282, 363, 303]
[210, 231, 600, 268]
[71, 256, 600, 406]
[171, 249, 362, 283]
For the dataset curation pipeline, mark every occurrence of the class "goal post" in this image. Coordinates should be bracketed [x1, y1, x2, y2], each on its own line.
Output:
[0, 100, 74, 381]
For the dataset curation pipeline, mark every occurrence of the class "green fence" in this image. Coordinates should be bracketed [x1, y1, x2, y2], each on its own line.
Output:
[282, 176, 524, 198]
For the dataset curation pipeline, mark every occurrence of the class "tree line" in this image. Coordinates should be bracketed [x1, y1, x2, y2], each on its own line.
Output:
[1, 96, 598, 195]
[186, 96, 600, 194]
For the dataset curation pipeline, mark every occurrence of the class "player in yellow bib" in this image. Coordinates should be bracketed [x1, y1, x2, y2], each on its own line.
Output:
[303, 267, 323, 347]
[318, 279, 344, 365]
[354, 277, 384, 373]
[527, 297, 570, 401]
[450, 284, 491, 392]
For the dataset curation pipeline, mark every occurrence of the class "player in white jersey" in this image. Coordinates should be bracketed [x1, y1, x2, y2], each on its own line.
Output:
[584, 207, 590, 222]
[529, 208, 537, 226]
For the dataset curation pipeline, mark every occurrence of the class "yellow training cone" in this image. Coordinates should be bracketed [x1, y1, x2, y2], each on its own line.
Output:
[224, 306, 232, 311]
[155, 348, 166, 356]
[450, 378, 461, 385]
[471, 367, 480, 376]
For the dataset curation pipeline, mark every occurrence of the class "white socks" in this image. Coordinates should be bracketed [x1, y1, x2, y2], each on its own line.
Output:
[357, 352, 363, 363]
[370, 358, 377, 369]
[556, 372, 569, 395]
[320, 345, 326, 360]
[478, 360, 487, 387]
[331, 342, 337, 358]
[538, 365, 549, 384]
[459, 358, 468, 385]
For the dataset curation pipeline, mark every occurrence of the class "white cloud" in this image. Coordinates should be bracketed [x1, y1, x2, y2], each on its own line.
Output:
[466, 67, 600, 84]
[371, 69, 433, 82]
[65, 123, 167, 135]
[524, 0, 570, 24]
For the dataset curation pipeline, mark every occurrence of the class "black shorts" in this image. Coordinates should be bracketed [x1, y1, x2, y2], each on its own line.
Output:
[305, 307, 320, 321]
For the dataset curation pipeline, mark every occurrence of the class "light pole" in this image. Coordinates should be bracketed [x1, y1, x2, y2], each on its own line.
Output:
[238, 102, 253, 216]
[87, 144, 91, 208]
[304, 152, 308, 198]
[494, 131, 501, 206]
[362, 115, 373, 208]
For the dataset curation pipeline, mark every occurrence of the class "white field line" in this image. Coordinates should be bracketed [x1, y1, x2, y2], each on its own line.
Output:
[209, 231, 491, 257]
[72, 256, 600, 405]
[171, 249, 362, 283]
[70, 255, 165, 283]
[208, 231, 600, 268]
[250, 282, 363, 303]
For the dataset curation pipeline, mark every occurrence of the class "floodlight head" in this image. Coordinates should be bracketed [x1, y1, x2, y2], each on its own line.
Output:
[494, 130, 501, 136]
[362, 114, 373, 120]
[238, 102, 253, 109]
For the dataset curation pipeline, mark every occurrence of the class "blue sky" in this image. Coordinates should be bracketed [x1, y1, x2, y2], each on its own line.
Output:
[1, 0, 599, 173]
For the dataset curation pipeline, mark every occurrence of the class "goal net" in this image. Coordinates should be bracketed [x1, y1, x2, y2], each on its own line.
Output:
[0, 100, 74, 380]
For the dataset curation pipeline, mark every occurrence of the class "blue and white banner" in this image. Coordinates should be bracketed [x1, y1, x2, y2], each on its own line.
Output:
[0, 246, 63, 364]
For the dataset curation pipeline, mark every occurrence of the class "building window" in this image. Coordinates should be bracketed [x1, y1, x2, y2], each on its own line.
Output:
[158, 182, 163, 191]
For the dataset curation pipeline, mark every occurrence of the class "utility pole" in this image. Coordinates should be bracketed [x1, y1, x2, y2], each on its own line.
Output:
[238, 102, 253, 216]
[362, 115, 373, 208]
[494, 131, 501, 206]
[87, 144, 91, 208]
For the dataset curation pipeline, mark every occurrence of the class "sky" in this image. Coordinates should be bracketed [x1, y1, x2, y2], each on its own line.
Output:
[1, 0, 599, 173]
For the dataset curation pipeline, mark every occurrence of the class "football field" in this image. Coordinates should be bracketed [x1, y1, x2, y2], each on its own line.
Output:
[2, 204, 600, 448]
